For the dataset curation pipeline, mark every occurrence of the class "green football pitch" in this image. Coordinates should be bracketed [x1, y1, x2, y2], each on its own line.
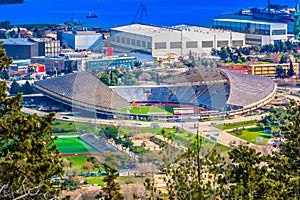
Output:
[55, 137, 99, 154]
[118, 106, 173, 115]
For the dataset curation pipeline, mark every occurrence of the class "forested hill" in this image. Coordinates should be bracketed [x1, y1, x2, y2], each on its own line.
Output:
[0, 0, 23, 5]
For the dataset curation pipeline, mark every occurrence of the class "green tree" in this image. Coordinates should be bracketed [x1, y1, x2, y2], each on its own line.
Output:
[133, 69, 143, 79]
[211, 48, 218, 56]
[260, 44, 275, 54]
[285, 40, 294, 51]
[62, 179, 77, 191]
[0, 20, 11, 30]
[96, 166, 124, 199]
[259, 106, 289, 136]
[276, 65, 286, 79]
[220, 145, 280, 199]
[218, 47, 230, 61]
[87, 156, 102, 168]
[0, 41, 12, 74]
[144, 177, 163, 200]
[98, 69, 119, 86]
[288, 60, 295, 77]
[64, 61, 73, 74]
[122, 72, 137, 85]
[279, 55, 289, 64]
[255, 100, 300, 198]
[0, 69, 9, 80]
[100, 152, 130, 169]
[0, 42, 63, 199]
[21, 81, 35, 95]
[98, 72, 111, 86]
[102, 126, 119, 140]
[163, 147, 225, 199]
[122, 138, 133, 149]
[0, 84, 63, 199]
[133, 61, 142, 68]
[82, 161, 94, 172]
[9, 80, 22, 95]
[268, 100, 300, 198]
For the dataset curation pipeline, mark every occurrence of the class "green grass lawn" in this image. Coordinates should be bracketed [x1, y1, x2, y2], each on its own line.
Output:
[62, 156, 88, 172]
[228, 127, 271, 145]
[130, 127, 230, 153]
[85, 176, 105, 186]
[55, 137, 99, 154]
[118, 106, 173, 116]
[62, 156, 106, 173]
[214, 120, 258, 130]
[52, 120, 97, 135]
[66, 156, 88, 167]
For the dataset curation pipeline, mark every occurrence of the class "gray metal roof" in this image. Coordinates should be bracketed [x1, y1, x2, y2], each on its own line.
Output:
[213, 18, 286, 25]
[1, 38, 36, 46]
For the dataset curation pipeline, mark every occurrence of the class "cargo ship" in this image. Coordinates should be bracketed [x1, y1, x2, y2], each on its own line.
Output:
[250, 0, 295, 22]
[87, 12, 98, 18]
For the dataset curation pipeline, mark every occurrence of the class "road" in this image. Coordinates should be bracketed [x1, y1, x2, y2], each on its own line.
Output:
[183, 123, 274, 154]
[286, 94, 300, 102]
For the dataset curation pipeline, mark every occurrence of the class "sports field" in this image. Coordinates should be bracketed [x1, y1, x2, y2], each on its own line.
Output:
[228, 127, 271, 145]
[118, 106, 173, 115]
[55, 137, 99, 154]
[52, 120, 97, 135]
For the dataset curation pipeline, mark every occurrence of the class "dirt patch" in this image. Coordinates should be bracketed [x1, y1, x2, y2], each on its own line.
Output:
[131, 134, 161, 151]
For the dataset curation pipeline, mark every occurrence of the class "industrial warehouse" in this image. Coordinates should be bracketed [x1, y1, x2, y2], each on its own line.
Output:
[110, 23, 246, 57]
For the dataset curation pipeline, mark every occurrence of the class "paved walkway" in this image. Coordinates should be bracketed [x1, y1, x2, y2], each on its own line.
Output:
[183, 123, 274, 155]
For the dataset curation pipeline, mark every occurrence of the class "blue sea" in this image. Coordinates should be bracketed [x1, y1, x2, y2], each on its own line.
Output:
[0, 0, 296, 29]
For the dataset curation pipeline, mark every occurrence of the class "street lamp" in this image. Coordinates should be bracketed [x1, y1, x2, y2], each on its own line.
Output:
[54, 68, 58, 77]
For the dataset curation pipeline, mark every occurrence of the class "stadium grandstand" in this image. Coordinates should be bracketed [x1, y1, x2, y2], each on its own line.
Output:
[33, 69, 276, 119]
[223, 69, 276, 112]
[79, 133, 118, 153]
[33, 72, 129, 118]
[163, 68, 228, 85]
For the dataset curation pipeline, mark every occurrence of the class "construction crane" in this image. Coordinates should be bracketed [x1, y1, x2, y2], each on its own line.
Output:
[132, 4, 148, 24]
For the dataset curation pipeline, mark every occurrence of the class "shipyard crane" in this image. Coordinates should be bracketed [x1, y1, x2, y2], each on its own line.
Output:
[132, 4, 148, 24]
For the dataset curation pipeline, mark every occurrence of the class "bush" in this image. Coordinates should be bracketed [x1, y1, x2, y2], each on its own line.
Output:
[233, 128, 242, 136]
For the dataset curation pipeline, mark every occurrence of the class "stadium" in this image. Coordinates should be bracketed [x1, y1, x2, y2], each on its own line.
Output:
[33, 69, 276, 120]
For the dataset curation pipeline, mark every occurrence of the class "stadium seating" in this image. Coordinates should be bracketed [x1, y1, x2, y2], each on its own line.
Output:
[34, 72, 129, 111]
[148, 87, 171, 102]
[79, 133, 118, 153]
[112, 86, 148, 102]
[164, 68, 228, 84]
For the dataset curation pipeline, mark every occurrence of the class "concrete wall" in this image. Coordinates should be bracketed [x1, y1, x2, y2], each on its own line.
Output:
[62, 32, 75, 49]
[110, 30, 152, 53]
[110, 26, 245, 57]
[270, 23, 288, 42]
[75, 34, 102, 51]
[62, 32, 103, 51]
[3, 43, 39, 60]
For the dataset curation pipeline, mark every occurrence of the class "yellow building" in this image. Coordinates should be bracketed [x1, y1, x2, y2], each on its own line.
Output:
[249, 63, 299, 77]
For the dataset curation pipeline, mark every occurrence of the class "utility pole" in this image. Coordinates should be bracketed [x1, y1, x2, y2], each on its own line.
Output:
[196, 122, 202, 188]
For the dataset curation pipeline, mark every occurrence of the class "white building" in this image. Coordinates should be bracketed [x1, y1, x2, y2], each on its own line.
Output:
[61, 31, 103, 51]
[110, 24, 246, 57]
[212, 18, 288, 46]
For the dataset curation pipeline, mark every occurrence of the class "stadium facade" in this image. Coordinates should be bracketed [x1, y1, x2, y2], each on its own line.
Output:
[33, 69, 276, 119]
